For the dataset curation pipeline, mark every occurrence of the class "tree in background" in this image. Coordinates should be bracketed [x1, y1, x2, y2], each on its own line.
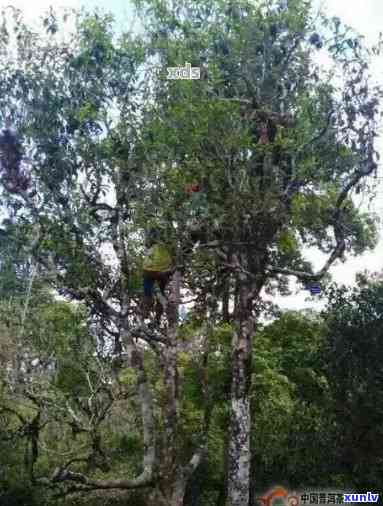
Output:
[0, 0, 382, 505]
[322, 276, 383, 490]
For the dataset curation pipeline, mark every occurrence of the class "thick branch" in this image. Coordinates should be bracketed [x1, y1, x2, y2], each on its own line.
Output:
[51, 467, 153, 490]
[131, 324, 169, 345]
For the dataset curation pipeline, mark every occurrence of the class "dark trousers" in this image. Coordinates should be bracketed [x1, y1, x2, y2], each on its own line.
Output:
[143, 270, 171, 296]
[142, 270, 171, 319]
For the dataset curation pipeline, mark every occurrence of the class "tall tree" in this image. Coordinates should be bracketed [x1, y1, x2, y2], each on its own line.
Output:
[132, 0, 382, 504]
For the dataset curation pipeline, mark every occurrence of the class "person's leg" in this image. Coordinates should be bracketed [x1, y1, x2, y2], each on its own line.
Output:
[153, 271, 171, 323]
[142, 272, 155, 317]
[157, 271, 171, 295]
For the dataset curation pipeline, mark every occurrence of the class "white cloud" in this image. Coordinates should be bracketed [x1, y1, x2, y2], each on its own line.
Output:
[317, 0, 383, 42]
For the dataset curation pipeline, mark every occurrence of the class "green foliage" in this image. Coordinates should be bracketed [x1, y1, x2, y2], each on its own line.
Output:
[251, 313, 328, 486]
[321, 279, 383, 489]
[55, 358, 88, 396]
[118, 367, 138, 386]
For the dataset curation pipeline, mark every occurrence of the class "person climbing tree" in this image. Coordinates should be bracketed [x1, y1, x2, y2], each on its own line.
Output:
[242, 107, 294, 191]
[142, 228, 173, 320]
[183, 180, 211, 248]
[185, 182, 201, 194]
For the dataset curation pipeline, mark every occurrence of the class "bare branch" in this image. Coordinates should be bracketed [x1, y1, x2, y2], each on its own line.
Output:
[268, 158, 377, 282]
[267, 266, 322, 281]
[297, 110, 334, 155]
[49, 328, 157, 492]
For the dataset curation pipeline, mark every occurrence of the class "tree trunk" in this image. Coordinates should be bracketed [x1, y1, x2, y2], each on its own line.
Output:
[158, 270, 180, 499]
[156, 269, 208, 505]
[226, 280, 255, 506]
[152, 480, 187, 506]
[171, 478, 188, 506]
[222, 275, 230, 322]
[159, 467, 201, 506]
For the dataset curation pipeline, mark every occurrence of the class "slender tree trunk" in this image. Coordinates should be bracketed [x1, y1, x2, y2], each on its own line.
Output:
[222, 275, 230, 322]
[226, 277, 256, 506]
[159, 271, 180, 499]
[160, 270, 208, 504]
[171, 477, 188, 506]
[217, 418, 230, 506]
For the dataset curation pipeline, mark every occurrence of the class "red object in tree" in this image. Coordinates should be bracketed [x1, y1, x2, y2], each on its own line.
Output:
[258, 124, 269, 145]
[185, 182, 201, 194]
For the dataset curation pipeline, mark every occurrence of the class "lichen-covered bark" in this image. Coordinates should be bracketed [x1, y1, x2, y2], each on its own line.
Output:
[159, 270, 181, 499]
[227, 332, 252, 505]
[227, 278, 256, 506]
[227, 397, 251, 504]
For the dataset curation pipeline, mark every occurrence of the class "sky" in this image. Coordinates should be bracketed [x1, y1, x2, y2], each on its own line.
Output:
[1, 0, 383, 311]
